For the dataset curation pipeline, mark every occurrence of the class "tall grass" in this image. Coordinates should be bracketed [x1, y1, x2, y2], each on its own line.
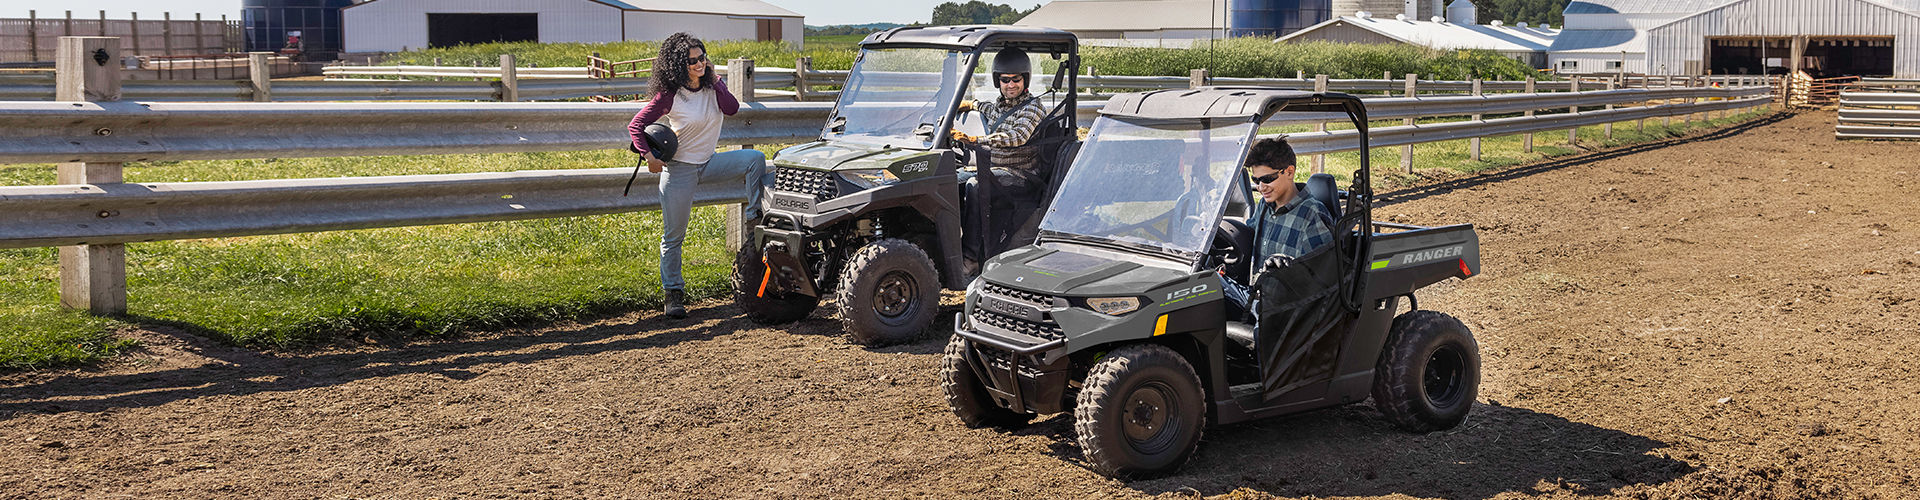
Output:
[386, 36, 1539, 81]
[1083, 38, 1541, 80]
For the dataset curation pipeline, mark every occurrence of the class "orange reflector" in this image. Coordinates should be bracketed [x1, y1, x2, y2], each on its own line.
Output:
[757, 254, 774, 298]
[1458, 258, 1472, 277]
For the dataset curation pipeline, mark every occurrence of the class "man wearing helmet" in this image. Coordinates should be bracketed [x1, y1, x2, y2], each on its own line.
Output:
[952, 48, 1048, 273]
[951, 48, 1047, 189]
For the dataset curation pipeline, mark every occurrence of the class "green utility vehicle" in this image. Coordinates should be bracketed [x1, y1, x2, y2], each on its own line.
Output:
[942, 88, 1484, 477]
[734, 26, 1082, 344]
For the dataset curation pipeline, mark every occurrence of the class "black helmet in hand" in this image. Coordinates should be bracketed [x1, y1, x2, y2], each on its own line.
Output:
[641, 123, 678, 162]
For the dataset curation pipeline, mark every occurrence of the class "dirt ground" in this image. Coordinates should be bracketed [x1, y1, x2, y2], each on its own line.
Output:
[4, 110, 1917, 499]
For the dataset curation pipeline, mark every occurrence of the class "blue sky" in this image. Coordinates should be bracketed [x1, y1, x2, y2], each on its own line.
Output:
[0, 1, 1047, 26]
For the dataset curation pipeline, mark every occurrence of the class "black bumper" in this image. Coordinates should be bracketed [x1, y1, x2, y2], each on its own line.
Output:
[953, 312, 1072, 415]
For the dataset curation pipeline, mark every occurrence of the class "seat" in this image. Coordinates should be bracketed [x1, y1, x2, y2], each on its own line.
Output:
[1305, 172, 1341, 220]
[1225, 320, 1257, 350]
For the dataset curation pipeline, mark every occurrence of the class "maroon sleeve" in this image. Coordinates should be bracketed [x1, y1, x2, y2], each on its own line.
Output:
[712, 79, 740, 116]
[627, 91, 674, 154]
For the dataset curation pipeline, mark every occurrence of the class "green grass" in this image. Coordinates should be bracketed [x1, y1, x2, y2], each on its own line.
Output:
[0, 103, 1777, 371]
[0, 149, 746, 370]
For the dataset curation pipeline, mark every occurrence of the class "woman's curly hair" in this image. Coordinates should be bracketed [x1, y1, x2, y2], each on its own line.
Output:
[650, 32, 714, 97]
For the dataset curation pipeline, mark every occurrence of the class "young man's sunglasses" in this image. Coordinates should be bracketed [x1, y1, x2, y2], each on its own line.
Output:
[997, 75, 1024, 84]
[1249, 172, 1282, 185]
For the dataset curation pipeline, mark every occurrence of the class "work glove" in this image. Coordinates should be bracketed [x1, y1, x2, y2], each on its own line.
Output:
[956, 100, 976, 113]
[949, 129, 977, 144]
[1261, 254, 1296, 273]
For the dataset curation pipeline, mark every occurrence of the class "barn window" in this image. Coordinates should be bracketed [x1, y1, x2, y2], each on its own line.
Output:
[1559, 60, 1578, 72]
[1606, 61, 1622, 70]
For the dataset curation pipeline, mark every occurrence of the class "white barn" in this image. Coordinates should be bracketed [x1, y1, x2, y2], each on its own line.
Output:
[342, 0, 803, 53]
[1015, 0, 1230, 48]
[1276, 12, 1560, 69]
[1550, 0, 1920, 77]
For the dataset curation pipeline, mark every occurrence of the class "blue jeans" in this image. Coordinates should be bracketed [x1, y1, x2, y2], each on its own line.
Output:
[657, 148, 771, 291]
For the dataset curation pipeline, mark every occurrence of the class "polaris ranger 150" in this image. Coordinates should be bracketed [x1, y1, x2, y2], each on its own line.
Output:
[942, 88, 1484, 477]
[734, 26, 1082, 345]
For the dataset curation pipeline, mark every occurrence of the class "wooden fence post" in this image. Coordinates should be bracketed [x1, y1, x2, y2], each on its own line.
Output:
[1312, 74, 1328, 174]
[1190, 68, 1209, 89]
[1568, 78, 1581, 144]
[64, 10, 73, 37]
[794, 56, 812, 101]
[1523, 76, 1535, 152]
[1664, 76, 1674, 128]
[163, 12, 173, 56]
[129, 12, 141, 55]
[27, 10, 38, 61]
[1401, 74, 1416, 173]
[1604, 78, 1616, 140]
[1470, 78, 1483, 161]
[499, 54, 519, 102]
[194, 14, 204, 56]
[249, 52, 272, 101]
[1638, 75, 1648, 132]
[726, 58, 756, 251]
[1684, 76, 1695, 124]
[56, 36, 127, 315]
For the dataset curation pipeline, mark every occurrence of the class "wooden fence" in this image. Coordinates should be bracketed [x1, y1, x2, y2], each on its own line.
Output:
[0, 11, 242, 63]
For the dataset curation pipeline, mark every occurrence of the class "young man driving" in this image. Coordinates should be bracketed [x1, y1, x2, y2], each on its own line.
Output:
[1223, 138, 1334, 313]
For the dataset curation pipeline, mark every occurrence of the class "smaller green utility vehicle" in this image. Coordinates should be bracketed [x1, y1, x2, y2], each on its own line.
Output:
[734, 25, 1082, 345]
[942, 88, 1484, 477]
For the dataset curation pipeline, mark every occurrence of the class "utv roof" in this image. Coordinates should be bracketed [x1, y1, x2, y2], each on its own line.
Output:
[860, 25, 1078, 51]
[1098, 87, 1367, 121]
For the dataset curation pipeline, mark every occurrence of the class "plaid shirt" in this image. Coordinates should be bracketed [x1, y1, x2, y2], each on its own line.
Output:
[1252, 186, 1335, 264]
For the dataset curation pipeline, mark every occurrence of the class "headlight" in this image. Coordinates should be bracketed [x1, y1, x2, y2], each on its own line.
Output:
[1086, 297, 1141, 316]
[840, 168, 899, 189]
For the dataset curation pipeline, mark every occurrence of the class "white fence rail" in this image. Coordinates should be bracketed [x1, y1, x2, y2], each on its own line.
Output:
[0, 86, 1773, 246]
[1837, 90, 1920, 140]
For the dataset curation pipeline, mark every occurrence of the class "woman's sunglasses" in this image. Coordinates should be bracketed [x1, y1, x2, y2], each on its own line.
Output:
[687, 54, 709, 65]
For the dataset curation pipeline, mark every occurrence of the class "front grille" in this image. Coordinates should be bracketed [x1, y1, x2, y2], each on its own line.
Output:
[774, 166, 837, 200]
[975, 284, 1064, 341]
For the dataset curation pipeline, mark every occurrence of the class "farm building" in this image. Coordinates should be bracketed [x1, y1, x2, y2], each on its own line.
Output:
[1275, 6, 1559, 69]
[1551, 0, 1920, 77]
[1015, 0, 1233, 48]
[1015, 0, 1450, 47]
[340, 0, 803, 53]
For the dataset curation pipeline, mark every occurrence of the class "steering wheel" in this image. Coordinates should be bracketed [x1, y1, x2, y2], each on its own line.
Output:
[949, 109, 990, 170]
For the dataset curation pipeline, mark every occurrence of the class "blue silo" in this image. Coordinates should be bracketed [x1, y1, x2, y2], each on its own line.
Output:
[242, 0, 353, 59]
[1229, 0, 1334, 38]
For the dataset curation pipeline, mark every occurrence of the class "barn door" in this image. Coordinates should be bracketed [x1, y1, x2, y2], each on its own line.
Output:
[757, 19, 779, 42]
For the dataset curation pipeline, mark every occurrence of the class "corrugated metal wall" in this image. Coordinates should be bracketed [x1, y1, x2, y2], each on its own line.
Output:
[344, 0, 622, 53]
[1648, 0, 1920, 76]
[1548, 53, 1647, 74]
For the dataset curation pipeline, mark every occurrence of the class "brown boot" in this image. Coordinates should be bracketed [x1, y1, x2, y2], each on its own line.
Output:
[663, 289, 687, 319]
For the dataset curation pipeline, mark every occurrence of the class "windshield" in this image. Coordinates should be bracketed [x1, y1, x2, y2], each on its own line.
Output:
[1038, 116, 1257, 259]
[826, 48, 966, 149]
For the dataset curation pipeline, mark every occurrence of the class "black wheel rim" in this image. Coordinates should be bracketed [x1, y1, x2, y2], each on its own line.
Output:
[872, 270, 919, 321]
[1423, 344, 1467, 409]
[1121, 381, 1182, 455]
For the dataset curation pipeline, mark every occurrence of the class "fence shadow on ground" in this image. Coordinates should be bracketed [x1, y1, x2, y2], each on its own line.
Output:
[1377, 111, 1793, 209]
[1008, 402, 1689, 499]
[0, 302, 789, 418]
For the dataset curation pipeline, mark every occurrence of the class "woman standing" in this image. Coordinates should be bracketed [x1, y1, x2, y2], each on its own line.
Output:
[628, 33, 771, 319]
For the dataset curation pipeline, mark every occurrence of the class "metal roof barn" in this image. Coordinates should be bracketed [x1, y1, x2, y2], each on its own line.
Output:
[1646, 0, 1920, 77]
[341, 0, 802, 53]
[1276, 13, 1559, 68]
